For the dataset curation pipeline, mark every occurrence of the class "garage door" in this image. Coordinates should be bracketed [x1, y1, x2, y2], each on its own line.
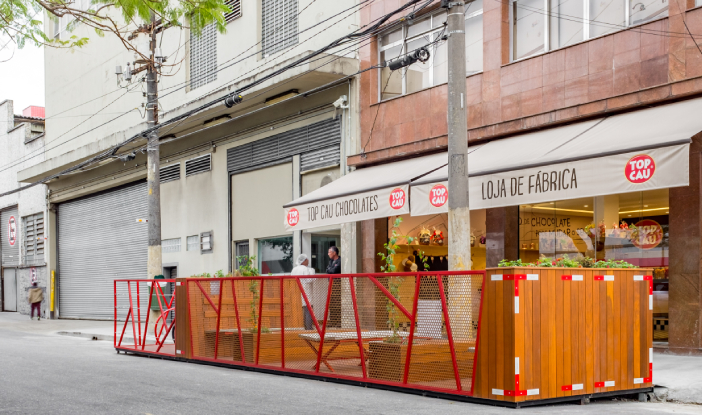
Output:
[58, 182, 148, 320]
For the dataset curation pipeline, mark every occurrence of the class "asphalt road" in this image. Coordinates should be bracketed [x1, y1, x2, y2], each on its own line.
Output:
[1, 319, 701, 414]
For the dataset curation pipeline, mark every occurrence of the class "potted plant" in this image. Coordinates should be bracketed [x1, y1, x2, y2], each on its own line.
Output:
[369, 217, 430, 381]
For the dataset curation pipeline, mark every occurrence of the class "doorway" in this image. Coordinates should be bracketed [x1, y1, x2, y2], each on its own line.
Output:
[310, 235, 339, 274]
[3, 268, 17, 312]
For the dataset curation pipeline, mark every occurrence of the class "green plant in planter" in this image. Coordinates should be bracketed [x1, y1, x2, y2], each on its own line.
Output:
[498, 258, 535, 267]
[235, 256, 270, 334]
[377, 217, 429, 344]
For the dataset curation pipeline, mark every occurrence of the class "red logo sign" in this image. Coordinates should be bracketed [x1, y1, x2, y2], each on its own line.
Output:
[631, 219, 663, 250]
[8, 216, 16, 246]
[286, 208, 300, 227]
[430, 184, 448, 207]
[389, 188, 406, 210]
[625, 154, 656, 184]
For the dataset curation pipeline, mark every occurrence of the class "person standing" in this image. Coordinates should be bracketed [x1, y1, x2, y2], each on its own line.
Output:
[326, 246, 342, 327]
[28, 282, 43, 321]
[291, 254, 315, 330]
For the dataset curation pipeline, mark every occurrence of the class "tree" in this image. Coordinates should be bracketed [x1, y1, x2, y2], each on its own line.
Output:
[0, 0, 230, 55]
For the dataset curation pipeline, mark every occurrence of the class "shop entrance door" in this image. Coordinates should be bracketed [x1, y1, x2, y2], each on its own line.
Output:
[310, 235, 339, 274]
[3, 268, 17, 312]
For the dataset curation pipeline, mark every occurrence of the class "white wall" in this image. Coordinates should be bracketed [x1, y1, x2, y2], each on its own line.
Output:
[42, 0, 360, 162]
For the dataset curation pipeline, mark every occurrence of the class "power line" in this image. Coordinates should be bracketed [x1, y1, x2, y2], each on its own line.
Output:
[0, 0, 433, 199]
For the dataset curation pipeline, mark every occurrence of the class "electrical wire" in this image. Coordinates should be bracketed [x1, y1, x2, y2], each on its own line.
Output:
[0, 0, 435, 198]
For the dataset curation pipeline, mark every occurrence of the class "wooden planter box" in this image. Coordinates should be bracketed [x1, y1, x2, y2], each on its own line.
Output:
[368, 340, 474, 384]
[472, 267, 654, 404]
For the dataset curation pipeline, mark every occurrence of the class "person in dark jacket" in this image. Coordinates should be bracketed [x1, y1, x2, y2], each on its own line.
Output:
[326, 246, 342, 327]
[326, 246, 341, 274]
[28, 282, 43, 321]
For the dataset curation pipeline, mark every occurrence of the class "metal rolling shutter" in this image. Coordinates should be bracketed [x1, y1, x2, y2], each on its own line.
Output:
[1, 207, 20, 266]
[227, 117, 341, 173]
[58, 182, 148, 320]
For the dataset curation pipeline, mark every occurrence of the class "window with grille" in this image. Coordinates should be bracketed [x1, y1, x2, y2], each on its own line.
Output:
[234, 240, 249, 269]
[187, 235, 199, 251]
[189, 24, 217, 89]
[185, 154, 212, 176]
[224, 0, 242, 23]
[201, 231, 213, 254]
[261, 0, 298, 58]
[162, 238, 181, 253]
[23, 213, 44, 264]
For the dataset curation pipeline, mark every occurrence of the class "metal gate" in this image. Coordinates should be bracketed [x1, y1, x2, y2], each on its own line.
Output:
[2, 268, 17, 312]
[58, 182, 148, 319]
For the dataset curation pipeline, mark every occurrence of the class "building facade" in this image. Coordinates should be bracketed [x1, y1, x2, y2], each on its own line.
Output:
[343, 0, 702, 354]
[20, 0, 361, 320]
[0, 100, 49, 317]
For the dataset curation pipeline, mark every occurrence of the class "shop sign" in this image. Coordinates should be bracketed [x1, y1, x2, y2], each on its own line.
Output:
[389, 188, 406, 210]
[625, 155, 656, 184]
[284, 185, 410, 231]
[30, 267, 37, 283]
[631, 219, 664, 250]
[430, 184, 448, 207]
[7, 216, 16, 246]
[411, 145, 688, 213]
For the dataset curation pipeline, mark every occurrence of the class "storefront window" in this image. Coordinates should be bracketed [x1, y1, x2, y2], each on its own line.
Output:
[519, 189, 669, 342]
[258, 236, 293, 274]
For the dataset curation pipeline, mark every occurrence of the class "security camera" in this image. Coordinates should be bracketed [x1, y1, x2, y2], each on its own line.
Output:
[332, 95, 349, 109]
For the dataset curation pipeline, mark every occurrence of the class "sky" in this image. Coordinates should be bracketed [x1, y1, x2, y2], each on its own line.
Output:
[0, 38, 45, 113]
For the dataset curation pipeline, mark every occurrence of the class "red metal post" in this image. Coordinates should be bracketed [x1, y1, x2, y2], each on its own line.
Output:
[136, 280, 142, 347]
[255, 279, 264, 365]
[127, 281, 138, 348]
[349, 277, 367, 379]
[296, 277, 322, 334]
[368, 276, 412, 319]
[437, 275, 462, 391]
[470, 273, 486, 396]
[156, 318, 176, 353]
[402, 275, 422, 384]
[230, 278, 246, 362]
[214, 280, 224, 360]
[142, 282, 154, 350]
[155, 283, 168, 341]
[113, 280, 117, 348]
[195, 280, 219, 313]
[315, 277, 334, 373]
[118, 308, 131, 347]
[280, 278, 285, 368]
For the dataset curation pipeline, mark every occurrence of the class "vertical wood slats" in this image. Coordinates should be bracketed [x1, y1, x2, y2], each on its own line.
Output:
[473, 268, 653, 402]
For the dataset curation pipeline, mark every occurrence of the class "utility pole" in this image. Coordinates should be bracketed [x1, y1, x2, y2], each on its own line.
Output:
[445, 0, 471, 272]
[146, 12, 162, 283]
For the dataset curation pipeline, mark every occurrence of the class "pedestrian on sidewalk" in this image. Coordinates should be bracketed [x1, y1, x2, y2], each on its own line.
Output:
[291, 254, 315, 330]
[28, 282, 43, 321]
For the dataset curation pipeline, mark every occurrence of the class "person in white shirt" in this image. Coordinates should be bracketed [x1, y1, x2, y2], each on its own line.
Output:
[291, 253, 315, 330]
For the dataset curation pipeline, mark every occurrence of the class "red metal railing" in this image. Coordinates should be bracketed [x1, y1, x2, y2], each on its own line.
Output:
[185, 271, 484, 396]
[114, 279, 176, 357]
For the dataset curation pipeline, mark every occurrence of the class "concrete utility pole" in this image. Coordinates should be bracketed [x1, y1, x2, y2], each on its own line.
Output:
[446, 0, 471, 271]
[146, 12, 162, 282]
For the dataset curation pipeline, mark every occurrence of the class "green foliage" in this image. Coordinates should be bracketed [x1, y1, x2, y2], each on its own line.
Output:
[236, 256, 260, 277]
[497, 258, 534, 267]
[498, 255, 637, 269]
[1, 0, 231, 51]
[377, 217, 429, 344]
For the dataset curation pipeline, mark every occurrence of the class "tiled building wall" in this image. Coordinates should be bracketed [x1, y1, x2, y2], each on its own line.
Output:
[353, 0, 702, 166]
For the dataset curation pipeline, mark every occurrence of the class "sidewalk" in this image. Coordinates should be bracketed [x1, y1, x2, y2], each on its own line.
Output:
[0, 311, 162, 345]
[653, 352, 702, 405]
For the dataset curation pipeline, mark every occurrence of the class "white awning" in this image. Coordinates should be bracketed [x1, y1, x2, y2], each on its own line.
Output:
[411, 97, 701, 214]
[284, 153, 447, 230]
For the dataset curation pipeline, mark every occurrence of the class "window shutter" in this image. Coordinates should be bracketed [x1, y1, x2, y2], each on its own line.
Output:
[227, 117, 340, 173]
[189, 24, 218, 89]
[185, 154, 212, 176]
[261, 0, 299, 57]
[160, 164, 181, 183]
[224, 0, 242, 23]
